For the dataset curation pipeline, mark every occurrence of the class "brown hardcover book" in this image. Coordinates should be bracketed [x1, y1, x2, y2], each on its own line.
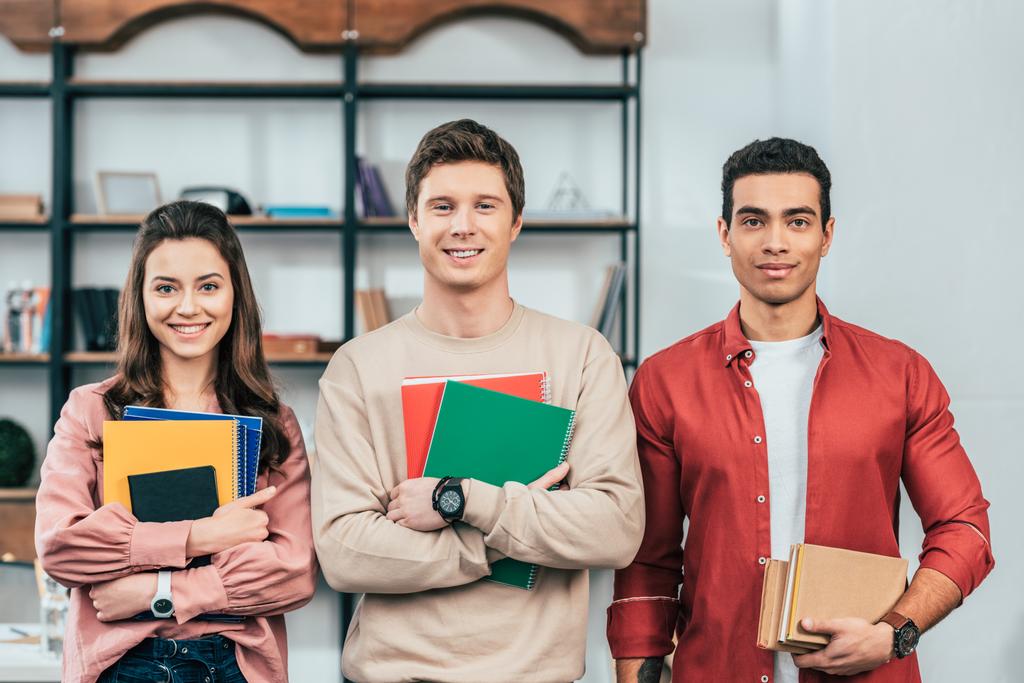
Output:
[0, 194, 43, 218]
[355, 290, 376, 333]
[785, 544, 908, 647]
[757, 559, 814, 654]
[758, 544, 908, 651]
[370, 288, 391, 328]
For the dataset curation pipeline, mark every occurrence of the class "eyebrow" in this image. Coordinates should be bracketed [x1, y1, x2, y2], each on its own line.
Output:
[151, 273, 223, 284]
[426, 194, 505, 204]
[735, 206, 818, 218]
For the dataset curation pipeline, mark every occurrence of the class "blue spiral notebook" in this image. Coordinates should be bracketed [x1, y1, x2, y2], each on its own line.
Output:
[122, 406, 262, 497]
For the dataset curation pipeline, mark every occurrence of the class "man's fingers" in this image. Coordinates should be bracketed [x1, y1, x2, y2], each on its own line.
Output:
[234, 486, 278, 509]
[802, 617, 841, 635]
[386, 498, 400, 512]
[386, 508, 405, 523]
[529, 462, 570, 490]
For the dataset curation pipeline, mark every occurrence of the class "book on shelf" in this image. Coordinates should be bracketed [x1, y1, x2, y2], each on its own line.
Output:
[262, 205, 335, 218]
[590, 262, 627, 340]
[0, 194, 43, 219]
[73, 287, 120, 352]
[262, 333, 321, 357]
[355, 157, 397, 218]
[421, 380, 576, 590]
[355, 288, 391, 333]
[3, 283, 50, 355]
[757, 543, 908, 652]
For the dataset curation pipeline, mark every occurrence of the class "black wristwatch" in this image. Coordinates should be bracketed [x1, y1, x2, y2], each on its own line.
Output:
[880, 611, 920, 659]
[432, 476, 465, 522]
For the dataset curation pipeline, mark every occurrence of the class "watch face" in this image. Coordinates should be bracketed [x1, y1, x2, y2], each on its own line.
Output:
[153, 599, 173, 614]
[898, 627, 919, 655]
[438, 489, 462, 515]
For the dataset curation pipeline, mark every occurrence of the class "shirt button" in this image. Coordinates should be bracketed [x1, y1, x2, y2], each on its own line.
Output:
[744, 380, 753, 388]
[757, 495, 766, 503]
[726, 354, 733, 361]
[761, 676, 770, 683]
[758, 556, 767, 565]
[745, 350, 753, 359]
[753, 435, 763, 444]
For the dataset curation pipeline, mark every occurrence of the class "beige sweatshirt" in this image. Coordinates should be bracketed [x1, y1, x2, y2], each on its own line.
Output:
[311, 303, 644, 683]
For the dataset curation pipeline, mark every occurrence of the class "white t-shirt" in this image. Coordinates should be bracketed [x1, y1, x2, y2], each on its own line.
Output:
[748, 326, 824, 683]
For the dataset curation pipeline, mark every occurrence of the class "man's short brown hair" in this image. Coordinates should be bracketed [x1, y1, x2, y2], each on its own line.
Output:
[405, 119, 525, 220]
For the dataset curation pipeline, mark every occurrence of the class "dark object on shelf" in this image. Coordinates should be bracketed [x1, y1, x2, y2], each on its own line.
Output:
[180, 187, 253, 215]
[355, 157, 396, 218]
[74, 287, 120, 352]
[0, 419, 35, 487]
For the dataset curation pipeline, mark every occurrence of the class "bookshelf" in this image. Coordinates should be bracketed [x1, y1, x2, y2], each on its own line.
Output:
[1, 5, 644, 671]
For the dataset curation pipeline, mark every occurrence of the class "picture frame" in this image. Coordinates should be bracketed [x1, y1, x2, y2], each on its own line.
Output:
[94, 171, 162, 215]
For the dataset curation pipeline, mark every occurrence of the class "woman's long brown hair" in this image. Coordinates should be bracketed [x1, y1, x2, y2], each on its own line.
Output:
[96, 200, 288, 472]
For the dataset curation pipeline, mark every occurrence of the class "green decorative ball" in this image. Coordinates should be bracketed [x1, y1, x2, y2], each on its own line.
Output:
[0, 419, 35, 487]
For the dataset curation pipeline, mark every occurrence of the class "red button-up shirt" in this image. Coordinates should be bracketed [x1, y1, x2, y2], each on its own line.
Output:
[608, 298, 993, 682]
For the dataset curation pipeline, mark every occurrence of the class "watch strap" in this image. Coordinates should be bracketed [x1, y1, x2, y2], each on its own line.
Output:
[880, 611, 910, 631]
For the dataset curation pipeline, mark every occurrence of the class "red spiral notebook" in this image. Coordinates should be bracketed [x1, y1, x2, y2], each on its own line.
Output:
[401, 371, 549, 479]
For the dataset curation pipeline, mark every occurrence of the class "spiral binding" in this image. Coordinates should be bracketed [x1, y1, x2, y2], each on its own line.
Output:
[540, 374, 552, 404]
[230, 419, 239, 500]
[558, 411, 577, 468]
[525, 564, 540, 590]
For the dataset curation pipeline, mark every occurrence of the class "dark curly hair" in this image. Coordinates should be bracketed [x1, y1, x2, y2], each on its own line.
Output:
[721, 137, 832, 229]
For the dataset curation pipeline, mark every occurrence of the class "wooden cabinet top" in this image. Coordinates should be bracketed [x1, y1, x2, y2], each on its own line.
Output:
[0, 0, 646, 55]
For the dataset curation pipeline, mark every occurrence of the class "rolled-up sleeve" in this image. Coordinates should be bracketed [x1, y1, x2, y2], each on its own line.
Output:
[608, 361, 683, 659]
[902, 350, 994, 600]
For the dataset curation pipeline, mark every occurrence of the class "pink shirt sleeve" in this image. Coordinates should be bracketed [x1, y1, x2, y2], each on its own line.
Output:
[171, 406, 319, 623]
[35, 385, 193, 589]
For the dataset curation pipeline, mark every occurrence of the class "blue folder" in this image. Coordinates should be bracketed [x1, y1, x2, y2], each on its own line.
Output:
[122, 406, 262, 497]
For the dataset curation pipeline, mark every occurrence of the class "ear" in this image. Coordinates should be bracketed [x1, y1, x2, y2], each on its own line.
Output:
[716, 216, 732, 257]
[510, 213, 523, 243]
[821, 216, 835, 257]
[408, 212, 420, 242]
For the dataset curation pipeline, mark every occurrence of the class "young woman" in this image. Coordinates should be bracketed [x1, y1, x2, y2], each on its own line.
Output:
[35, 201, 318, 683]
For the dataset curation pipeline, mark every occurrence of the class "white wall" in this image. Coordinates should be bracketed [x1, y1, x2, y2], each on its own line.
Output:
[2, 0, 1020, 681]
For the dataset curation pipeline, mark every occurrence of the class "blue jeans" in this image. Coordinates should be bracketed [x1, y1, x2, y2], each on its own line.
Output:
[99, 635, 248, 683]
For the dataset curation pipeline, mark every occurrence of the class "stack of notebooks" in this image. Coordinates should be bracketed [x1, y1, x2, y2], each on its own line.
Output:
[757, 544, 908, 653]
[401, 373, 573, 590]
[102, 408, 263, 620]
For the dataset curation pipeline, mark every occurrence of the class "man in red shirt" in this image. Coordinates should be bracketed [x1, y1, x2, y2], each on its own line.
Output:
[608, 138, 993, 682]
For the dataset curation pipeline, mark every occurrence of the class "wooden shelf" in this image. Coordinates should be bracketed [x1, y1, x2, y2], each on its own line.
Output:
[0, 353, 49, 364]
[69, 214, 343, 231]
[0, 488, 37, 501]
[360, 216, 634, 233]
[65, 79, 346, 99]
[0, 215, 49, 230]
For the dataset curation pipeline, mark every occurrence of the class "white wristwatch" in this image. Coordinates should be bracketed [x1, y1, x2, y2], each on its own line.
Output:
[150, 570, 174, 618]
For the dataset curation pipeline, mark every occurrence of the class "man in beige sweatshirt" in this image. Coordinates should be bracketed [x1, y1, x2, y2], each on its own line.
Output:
[311, 118, 645, 683]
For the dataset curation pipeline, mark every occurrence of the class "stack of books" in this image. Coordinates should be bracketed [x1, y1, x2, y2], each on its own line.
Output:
[757, 543, 908, 653]
[73, 287, 120, 352]
[355, 157, 396, 218]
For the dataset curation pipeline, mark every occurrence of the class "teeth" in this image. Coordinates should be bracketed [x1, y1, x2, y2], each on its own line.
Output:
[172, 324, 208, 334]
[450, 250, 480, 258]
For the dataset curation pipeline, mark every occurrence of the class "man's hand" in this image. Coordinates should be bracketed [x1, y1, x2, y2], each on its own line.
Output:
[792, 617, 894, 676]
[386, 463, 572, 532]
[185, 486, 277, 557]
[89, 573, 157, 622]
[387, 477, 448, 531]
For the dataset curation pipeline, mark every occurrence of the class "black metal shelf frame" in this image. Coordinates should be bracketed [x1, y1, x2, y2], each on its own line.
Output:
[4, 42, 642, 681]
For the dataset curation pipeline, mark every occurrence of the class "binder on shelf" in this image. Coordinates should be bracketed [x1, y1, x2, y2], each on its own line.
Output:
[422, 381, 575, 590]
[402, 371, 550, 480]
[355, 288, 391, 333]
[757, 544, 908, 651]
[355, 157, 396, 218]
[102, 420, 241, 512]
[588, 262, 627, 340]
[122, 406, 262, 498]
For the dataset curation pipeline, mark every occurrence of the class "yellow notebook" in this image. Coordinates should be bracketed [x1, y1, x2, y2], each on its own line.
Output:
[102, 420, 239, 513]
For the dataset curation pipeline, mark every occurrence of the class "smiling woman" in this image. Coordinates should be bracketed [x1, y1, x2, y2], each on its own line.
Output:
[33, 200, 318, 683]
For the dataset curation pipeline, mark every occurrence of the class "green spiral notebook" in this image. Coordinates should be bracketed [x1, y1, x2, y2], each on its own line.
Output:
[423, 380, 576, 590]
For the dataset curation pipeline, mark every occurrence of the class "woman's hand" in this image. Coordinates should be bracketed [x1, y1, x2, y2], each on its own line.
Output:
[89, 573, 156, 622]
[185, 486, 278, 557]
